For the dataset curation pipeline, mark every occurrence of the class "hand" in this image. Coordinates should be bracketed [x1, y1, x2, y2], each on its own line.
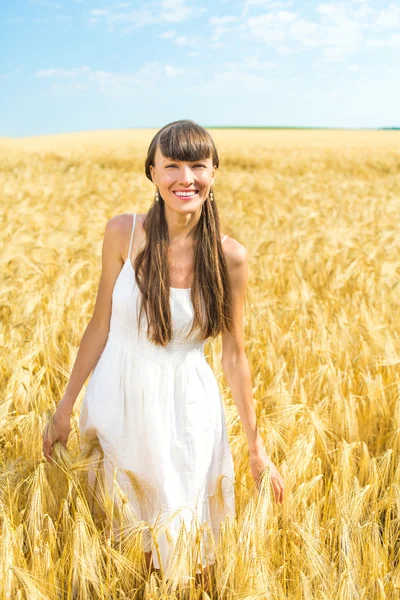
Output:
[42, 405, 72, 463]
[250, 445, 284, 503]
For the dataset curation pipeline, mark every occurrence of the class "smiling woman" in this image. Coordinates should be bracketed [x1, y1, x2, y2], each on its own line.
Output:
[42, 119, 284, 593]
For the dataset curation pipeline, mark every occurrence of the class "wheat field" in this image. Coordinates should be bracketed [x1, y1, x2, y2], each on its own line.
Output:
[1, 128, 400, 599]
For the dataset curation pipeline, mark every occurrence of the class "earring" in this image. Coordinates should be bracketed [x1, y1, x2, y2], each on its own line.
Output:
[155, 187, 159, 202]
[209, 190, 214, 202]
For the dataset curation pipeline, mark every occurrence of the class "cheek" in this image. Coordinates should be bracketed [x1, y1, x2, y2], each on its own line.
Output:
[197, 173, 212, 186]
[161, 173, 175, 185]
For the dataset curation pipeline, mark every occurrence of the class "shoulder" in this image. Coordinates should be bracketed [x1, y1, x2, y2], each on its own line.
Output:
[105, 213, 146, 236]
[102, 214, 145, 261]
[222, 236, 248, 268]
[222, 236, 248, 289]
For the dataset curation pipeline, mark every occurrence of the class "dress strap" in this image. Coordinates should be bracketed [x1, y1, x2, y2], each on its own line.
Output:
[221, 234, 228, 244]
[128, 214, 136, 259]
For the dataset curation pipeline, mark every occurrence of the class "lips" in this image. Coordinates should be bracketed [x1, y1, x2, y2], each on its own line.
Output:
[173, 190, 199, 198]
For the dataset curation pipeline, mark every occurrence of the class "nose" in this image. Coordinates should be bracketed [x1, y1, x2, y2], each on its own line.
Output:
[179, 165, 195, 186]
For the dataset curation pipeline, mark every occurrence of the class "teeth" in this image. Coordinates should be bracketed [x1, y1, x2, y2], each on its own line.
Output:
[175, 191, 197, 196]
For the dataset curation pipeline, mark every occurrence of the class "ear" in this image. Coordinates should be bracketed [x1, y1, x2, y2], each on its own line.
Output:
[149, 165, 156, 185]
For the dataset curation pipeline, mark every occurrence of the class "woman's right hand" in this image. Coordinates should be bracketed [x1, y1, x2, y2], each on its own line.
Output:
[42, 402, 72, 463]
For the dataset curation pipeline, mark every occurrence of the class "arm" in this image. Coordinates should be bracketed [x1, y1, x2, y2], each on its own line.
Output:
[43, 214, 128, 461]
[221, 244, 284, 502]
[221, 245, 263, 452]
[60, 215, 126, 414]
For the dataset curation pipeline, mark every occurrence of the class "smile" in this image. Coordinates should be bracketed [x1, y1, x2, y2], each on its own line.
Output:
[173, 191, 199, 198]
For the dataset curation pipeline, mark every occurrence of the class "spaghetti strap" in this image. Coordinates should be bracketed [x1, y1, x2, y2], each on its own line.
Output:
[221, 234, 228, 244]
[127, 214, 136, 260]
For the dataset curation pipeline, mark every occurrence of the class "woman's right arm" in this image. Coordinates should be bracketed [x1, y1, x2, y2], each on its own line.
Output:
[43, 215, 128, 462]
[59, 215, 127, 414]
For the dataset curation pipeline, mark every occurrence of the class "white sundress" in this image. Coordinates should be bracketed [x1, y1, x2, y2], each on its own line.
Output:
[79, 213, 236, 580]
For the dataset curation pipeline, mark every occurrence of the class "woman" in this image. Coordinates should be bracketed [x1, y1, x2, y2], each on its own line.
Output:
[42, 119, 284, 589]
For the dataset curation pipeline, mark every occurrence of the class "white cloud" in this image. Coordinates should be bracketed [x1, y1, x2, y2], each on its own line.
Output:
[163, 64, 181, 75]
[366, 33, 400, 47]
[88, 0, 206, 30]
[208, 14, 241, 40]
[209, 15, 240, 24]
[244, 0, 293, 4]
[374, 3, 400, 30]
[243, 56, 276, 71]
[174, 35, 187, 45]
[197, 60, 282, 95]
[243, 0, 293, 9]
[35, 62, 189, 94]
[289, 17, 318, 45]
[241, 0, 294, 18]
[28, 0, 62, 7]
[90, 9, 110, 17]
[160, 30, 176, 38]
[389, 34, 400, 47]
[203, 57, 278, 89]
[37, 66, 92, 79]
[158, 0, 200, 22]
[276, 44, 296, 54]
[244, 11, 296, 42]
[316, 4, 336, 15]
[240, 3, 393, 60]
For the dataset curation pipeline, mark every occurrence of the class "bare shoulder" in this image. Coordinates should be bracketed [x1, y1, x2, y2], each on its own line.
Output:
[108, 212, 146, 225]
[106, 213, 146, 254]
[222, 236, 248, 269]
[106, 213, 134, 233]
[221, 236, 248, 292]
[104, 213, 128, 237]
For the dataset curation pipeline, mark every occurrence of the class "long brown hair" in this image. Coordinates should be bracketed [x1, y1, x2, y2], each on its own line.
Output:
[133, 119, 234, 347]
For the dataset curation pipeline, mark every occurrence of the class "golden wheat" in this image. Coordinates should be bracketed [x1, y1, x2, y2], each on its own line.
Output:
[0, 128, 400, 598]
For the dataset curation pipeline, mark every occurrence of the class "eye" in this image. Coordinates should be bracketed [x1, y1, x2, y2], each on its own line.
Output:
[166, 163, 206, 168]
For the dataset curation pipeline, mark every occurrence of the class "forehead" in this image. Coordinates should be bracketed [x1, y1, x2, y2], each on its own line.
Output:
[154, 146, 211, 164]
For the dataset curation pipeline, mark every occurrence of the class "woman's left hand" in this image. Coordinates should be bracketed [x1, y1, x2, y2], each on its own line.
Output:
[250, 445, 284, 503]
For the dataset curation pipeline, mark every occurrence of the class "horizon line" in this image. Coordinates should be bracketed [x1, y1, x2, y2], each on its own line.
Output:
[2, 125, 400, 139]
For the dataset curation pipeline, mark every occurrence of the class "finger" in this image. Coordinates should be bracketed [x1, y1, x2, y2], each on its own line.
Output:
[43, 433, 54, 463]
[43, 441, 52, 462]
[275, 481, 283, 503]
[271, 482, 279, 502]
[42, 433, 49, 458]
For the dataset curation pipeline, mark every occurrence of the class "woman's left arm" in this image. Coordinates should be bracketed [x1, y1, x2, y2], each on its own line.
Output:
[221, 243, 284, 503]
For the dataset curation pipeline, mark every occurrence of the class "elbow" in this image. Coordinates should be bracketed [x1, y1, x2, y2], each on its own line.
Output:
[221, 350, 248, 373]
[88, 318, 110, 338]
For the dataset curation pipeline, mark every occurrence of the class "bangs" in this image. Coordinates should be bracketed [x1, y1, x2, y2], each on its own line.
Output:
[158, 122, 213, 163]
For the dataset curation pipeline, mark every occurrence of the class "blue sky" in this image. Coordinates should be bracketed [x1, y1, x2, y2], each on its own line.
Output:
[1, 0, 399, 137]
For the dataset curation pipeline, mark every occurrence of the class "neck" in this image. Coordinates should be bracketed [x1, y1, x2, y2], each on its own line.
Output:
[165, 207, 202, 246]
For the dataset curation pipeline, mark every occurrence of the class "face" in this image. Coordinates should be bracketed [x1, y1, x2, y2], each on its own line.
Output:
[149, 146, 217, 209]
